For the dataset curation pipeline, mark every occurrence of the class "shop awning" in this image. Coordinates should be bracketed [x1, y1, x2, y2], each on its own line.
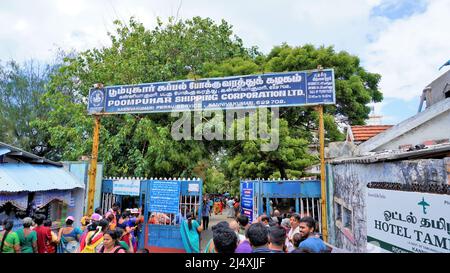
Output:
[0, 192, 28, 210]
[0, 163, 85, 192]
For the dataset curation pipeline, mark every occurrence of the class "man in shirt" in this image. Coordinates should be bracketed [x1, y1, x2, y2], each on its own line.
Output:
[268, 225, 286, 253]
[237, 215, 250, 237]
[247, 223, 272, 253]
[33, 214, 51, 253]
[201, 199, 211, 230]
[260, 216, 271, 228]
[208, 198, 214, 217]
[271, 210, 282, 226]
[234, 218, 253, 253]
[229, 219, 245, 243]
[226, 198, 235, 218]
[298, 216, 327, 253]
[213, 226, 238, 253]
[285, 213, 301, 252]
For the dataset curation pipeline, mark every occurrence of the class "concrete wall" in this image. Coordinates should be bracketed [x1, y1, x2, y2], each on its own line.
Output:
[427, 70, 450, 107]
[375, 111, 450, 151]
[67, 188, 85, 228]
[63, 161, 103, 215]
[328, 158, 448, 252]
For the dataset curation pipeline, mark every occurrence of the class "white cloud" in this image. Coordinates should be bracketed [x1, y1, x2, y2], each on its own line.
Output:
[0, 0, 448, 108]
[54, 0, 89, 16]
[364, 0, 450, 100]
[13, 19, 30, 32]
[0, 0, 384, 62]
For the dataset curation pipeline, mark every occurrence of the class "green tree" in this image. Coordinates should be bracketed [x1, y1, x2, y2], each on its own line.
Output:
[30, 17, 383, 194]
[264, 44, 382, 125]
[32, 17, 251, 178]
[0, 60, 55, 153]
[198, 44, 382, 186]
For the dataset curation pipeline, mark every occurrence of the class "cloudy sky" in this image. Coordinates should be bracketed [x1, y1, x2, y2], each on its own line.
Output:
[1, 0, 449, 124]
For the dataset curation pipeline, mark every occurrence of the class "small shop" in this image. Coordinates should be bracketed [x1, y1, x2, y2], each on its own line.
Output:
[0, 142, 85, 230]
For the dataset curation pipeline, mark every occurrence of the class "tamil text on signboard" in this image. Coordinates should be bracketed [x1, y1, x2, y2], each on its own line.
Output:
[88, 69, 335, 114]
[366, 188, 450, 253]
[112, 179, 140, 196]
[148, 180, 180, 214]
[241, 182, 254, 223]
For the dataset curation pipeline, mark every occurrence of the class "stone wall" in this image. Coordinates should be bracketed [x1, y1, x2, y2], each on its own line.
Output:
[329, 158, 448, 252]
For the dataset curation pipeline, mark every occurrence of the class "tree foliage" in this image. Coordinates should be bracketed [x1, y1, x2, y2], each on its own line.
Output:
[0, 60, 55, 153]
[24, 17, 382, 193]
[31, 17, 250, 180]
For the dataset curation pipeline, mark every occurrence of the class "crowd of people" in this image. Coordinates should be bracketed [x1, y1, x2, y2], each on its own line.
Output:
[0, 202, 148, 253]
[1, 194, 328, 254]
[181, 201, 329, 253]
[205, 212, 329, 253]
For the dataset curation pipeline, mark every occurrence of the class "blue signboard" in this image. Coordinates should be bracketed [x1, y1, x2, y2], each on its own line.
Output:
[148, 180, 180, 214]
[87, 69, 335, 114]
[241, 182, 254, 223]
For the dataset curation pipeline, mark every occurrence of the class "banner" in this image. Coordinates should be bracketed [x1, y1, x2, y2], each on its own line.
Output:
[148, 180, 180, 214]
[112, 179, 140, 196]
[88, 69, 335, 114]
[241, 182, 254, 223]
[366, 188, 450, 253]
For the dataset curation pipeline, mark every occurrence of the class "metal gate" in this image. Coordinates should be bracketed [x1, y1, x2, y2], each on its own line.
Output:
[240, 178, 323, 231]
[140, 178, 203, 252]
[101, 177, 143, 215]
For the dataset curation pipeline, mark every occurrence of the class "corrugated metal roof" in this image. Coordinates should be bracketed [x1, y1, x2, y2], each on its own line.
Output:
[329, 143, 450, 164]
[0, 163, 85, 192]
[0, 147, 11, 156]
[0, 142, 61, 166]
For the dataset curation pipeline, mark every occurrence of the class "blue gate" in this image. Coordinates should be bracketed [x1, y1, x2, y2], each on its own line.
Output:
[140, 178, 203, 252]
[240, 178, 322, 230]
[101, 177, 143, 215]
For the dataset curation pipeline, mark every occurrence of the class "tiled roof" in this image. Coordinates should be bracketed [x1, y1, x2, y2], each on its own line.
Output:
[351, 125, 393, 142]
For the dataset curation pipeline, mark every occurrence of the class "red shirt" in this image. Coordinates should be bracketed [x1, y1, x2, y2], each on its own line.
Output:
[34, 226, 52, 253]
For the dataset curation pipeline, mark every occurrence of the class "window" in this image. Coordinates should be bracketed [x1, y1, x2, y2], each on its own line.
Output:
[335, 202, 342, 222]
[334, 198, 343, 227]
[444, 84, 450, 98]
[343, 207, 353, 231]
[334, 198, 355, 243]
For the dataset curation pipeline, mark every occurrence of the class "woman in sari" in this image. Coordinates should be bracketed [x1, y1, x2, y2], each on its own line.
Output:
[180, 212, 203, 253]
[80, 219, 109, 253]
[0, 220, 21, 253]
[57, 216, 82, 253]
[213, 201, 220, 215]
[219, 199, 224, 214]
[16, 217, 37, 253]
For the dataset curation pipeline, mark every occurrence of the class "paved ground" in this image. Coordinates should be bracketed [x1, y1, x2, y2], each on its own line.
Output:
[200, 210, 233, 252]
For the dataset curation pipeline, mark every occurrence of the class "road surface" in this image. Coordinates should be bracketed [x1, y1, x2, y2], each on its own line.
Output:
[200, 210, 234, 252]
